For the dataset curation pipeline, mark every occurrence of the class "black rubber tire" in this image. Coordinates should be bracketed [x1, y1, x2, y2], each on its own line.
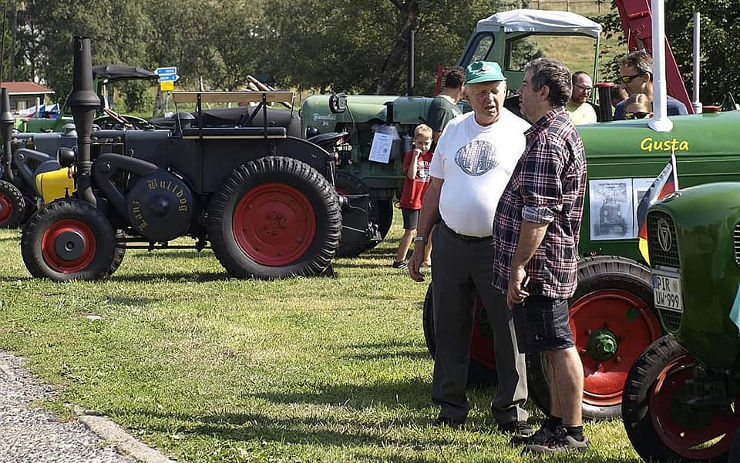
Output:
[21, 199, 120, 281]
[334, 171, 379, 258]
[0, 180, 26, 228]
[622, 334, 734, 463]
[207, 156, 341, 279]
[376, 199, 393, 240]
[422, 282, 497, 388]
[527, 255, 659, 420]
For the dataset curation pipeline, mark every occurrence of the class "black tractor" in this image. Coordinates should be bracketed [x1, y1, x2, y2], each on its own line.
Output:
[14, 37, 374, 281]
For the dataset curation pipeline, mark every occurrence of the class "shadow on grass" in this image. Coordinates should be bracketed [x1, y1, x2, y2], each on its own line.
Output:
[127, 250, 213, 259]
[111, 271, 228, 283]
[341, 341, 429, 361]
[117, 406, 458, 456]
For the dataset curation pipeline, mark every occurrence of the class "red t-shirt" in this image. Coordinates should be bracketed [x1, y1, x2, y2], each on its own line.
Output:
[400, 150, 433, 209]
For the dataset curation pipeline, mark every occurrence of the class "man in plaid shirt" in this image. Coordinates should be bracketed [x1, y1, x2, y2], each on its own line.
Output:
[492, 58, 587, 453]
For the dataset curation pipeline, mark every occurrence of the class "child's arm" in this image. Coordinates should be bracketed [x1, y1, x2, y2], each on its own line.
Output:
[406, 149, 421, 180]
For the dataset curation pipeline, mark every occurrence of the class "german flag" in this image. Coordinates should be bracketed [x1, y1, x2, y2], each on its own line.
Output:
[637, 152, 679, 263]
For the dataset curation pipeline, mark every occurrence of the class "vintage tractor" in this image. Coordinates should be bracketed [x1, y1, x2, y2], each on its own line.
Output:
[302, 3, 740, 420]
[621, 182, 740, 462]
[17, 36, 371, 281]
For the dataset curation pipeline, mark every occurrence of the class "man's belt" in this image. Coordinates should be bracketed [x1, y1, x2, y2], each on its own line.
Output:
[440, 221, 492, 242]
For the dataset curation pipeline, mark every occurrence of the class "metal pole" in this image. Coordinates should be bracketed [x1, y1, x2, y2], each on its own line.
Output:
[407, 26, 415, 96]
[648, 0, 673, 133]
[692, 12, 702, 114]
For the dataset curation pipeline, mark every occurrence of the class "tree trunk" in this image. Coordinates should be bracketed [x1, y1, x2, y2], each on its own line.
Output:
[373, 0, 419, 95]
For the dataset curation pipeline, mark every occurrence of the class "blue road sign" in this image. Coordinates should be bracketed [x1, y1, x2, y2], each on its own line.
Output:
[155, 66, 177, 76]
[158, 74, 180, 82]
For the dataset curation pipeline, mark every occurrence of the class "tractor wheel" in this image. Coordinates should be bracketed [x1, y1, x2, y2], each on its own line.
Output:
[0, 180, 26, 228]
[527, 255, 662, 419]
[376, 199, 393, 241]
[622, 334, 740, 462]
[20, 199, 121, 281]
[422, 283, 497, 388]
[208, 156, 341, 279]
[334, 171, 379, 258]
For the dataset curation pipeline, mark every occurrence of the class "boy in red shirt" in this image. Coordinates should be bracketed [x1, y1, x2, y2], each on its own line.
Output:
[393, 124, 434, 268]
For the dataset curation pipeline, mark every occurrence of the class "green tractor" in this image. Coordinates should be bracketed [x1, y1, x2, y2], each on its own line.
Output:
[622, 182, 740, 462]
[303, 5, 740, 421]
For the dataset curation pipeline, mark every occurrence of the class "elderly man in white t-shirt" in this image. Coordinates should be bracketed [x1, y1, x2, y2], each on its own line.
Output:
[408, 61, 531, 437]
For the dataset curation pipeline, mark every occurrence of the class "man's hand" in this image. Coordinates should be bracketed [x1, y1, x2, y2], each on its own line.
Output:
[507, 266, 529, 308]
[407, 245, 426, 282]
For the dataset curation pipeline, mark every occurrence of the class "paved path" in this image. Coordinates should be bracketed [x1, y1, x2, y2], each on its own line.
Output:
[0, 351, 174, 463]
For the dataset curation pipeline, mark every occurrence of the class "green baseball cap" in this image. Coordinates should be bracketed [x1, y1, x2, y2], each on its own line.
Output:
[465, 61, 506, 84]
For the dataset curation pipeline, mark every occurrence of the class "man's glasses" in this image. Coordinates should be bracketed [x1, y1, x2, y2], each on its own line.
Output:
[574, 84, 592, 93]
[620, 73, 644, 84]
[625, 111, 650, 120]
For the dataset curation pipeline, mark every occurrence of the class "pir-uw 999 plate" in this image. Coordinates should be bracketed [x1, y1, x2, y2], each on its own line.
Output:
[652, 267, 683, 313]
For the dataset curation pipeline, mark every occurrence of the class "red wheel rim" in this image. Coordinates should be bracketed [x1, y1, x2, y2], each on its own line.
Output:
[570, 289, 662, 407]
[233, 183, 316, 266]
[41, 218, 97, 273]
[650, 354, 740, 459]
[0, 191, 12, 224]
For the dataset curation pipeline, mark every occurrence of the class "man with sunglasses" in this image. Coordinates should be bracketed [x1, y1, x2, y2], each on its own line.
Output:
[566, 71, 597, 125]
[614, 50, 687, 120]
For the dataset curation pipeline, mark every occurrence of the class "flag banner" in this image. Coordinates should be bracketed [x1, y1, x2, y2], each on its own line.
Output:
[637, 152, 679, 263]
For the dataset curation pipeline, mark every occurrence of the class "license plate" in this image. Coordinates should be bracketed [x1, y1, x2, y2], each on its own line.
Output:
[653, 268, 683, 313]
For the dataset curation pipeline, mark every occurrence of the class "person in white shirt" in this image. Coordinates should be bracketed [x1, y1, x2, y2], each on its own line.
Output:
[407, 61, 532, 438]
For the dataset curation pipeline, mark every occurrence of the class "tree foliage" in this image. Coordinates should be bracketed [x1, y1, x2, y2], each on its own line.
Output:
[2, 0, 736, 109]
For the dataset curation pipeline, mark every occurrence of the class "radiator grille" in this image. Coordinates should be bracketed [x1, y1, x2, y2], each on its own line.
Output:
[647, 211, 682, 332]
[734, 223, 740, 266]
[647, 211, 679, 268]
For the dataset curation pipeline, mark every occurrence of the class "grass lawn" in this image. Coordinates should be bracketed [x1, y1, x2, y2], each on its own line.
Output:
[0, 212, 641, 462]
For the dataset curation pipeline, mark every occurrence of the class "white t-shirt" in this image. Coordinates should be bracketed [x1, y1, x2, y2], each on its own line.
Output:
[430, 109, 530, 237]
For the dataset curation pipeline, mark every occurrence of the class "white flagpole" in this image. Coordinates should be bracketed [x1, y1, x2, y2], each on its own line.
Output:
[671, 149, 679, 190]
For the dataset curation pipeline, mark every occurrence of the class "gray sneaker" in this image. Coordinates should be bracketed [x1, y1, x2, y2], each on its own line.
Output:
[524, 433, 589, 454]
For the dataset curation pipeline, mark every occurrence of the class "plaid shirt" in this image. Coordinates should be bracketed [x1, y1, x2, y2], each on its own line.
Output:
[492, 107, 586, 299]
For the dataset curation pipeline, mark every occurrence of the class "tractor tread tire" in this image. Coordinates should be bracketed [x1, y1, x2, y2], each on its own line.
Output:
[0, 180, 26, 229]
[21, 199, 119, 281]
[422, 282, 497, 388]
[621, 334, 720, 463]
[208, 156, 340, 279]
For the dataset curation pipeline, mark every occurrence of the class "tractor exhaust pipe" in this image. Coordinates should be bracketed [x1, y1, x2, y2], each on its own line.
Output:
[0, 87, 14, 183]
[68, 36, 100, 205]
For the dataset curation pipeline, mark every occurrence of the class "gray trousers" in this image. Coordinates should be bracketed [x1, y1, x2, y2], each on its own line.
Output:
[431, 223, 529, 424]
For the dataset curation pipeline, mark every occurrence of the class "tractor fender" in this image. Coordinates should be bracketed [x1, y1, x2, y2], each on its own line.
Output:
[272, 136, 333, 177]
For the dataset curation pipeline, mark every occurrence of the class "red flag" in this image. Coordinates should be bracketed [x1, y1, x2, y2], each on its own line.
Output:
[637, 153, 679, 262]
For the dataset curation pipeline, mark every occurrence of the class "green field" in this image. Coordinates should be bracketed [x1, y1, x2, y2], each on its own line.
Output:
[0, 214, 640, 462]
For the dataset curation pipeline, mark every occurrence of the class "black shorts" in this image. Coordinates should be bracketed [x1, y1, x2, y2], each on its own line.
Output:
[513, 295, 574, 354]
[401, 208, 419, 229]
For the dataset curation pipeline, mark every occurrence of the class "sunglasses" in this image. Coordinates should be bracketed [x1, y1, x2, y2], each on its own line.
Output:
[574, 84, 593, 93]
[620, 73, 645, 84]
[625, 111, 650, 120]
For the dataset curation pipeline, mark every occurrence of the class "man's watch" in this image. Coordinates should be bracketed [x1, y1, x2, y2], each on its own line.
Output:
[414, 236, 427, 244]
